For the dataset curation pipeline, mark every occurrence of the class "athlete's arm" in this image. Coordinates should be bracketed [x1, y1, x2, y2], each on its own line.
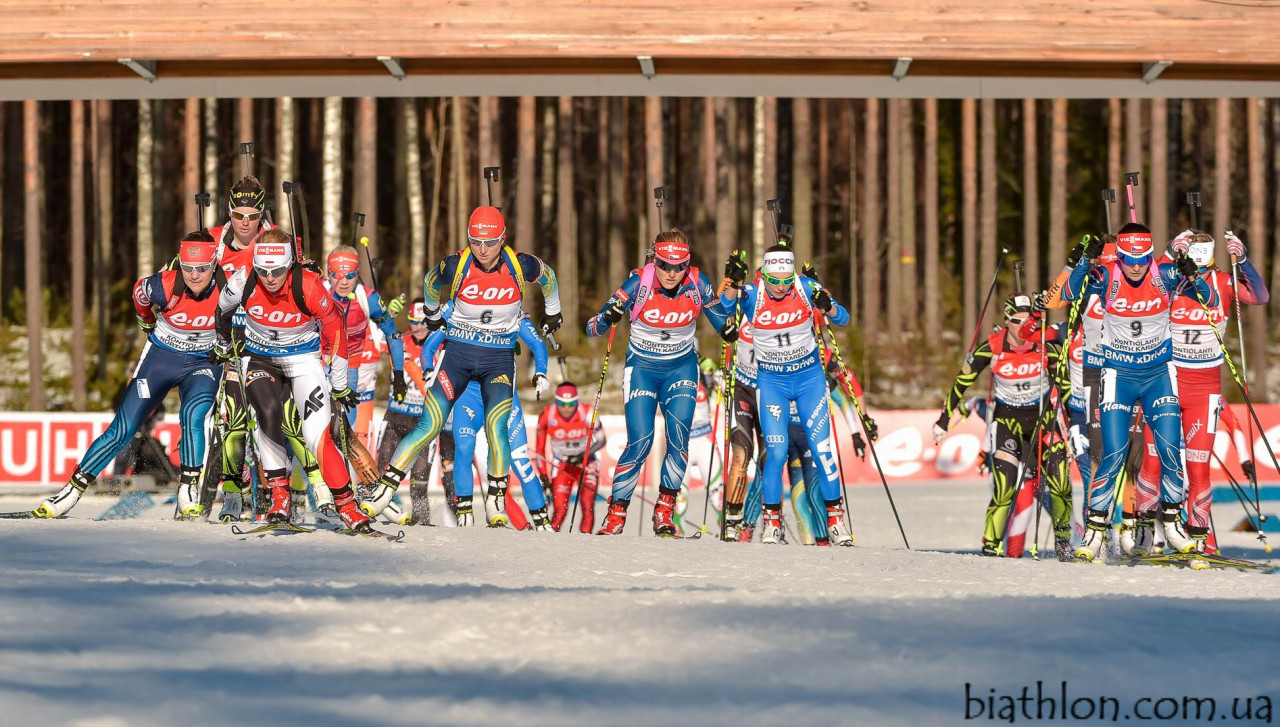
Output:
[517, 317, 550, 376]
[941, 341, 994, 419]
[422, 254, 460, 311]
[131, 272, 165, 325]
[306, 274, 350, 390]
[215, 268, 247, 344]
[1233, 258, 1270, 306]
[366, 289, 406, 371]
[803, 276, 850, 326]
[586, 272, 641, 337]
[516, 252, 563, 317]
[694, 270, 730, 331]
[1041, 266, 1073, 310]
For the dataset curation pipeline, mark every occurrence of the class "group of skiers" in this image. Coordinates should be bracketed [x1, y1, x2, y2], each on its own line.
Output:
[934, 195, 1269, 564]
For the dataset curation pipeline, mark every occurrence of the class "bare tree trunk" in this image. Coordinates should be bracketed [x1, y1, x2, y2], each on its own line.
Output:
[923, 99, 940, 336]
[752, 97, 766, 262]
[1023, 99, 1039, 290]
[203, 98, 218, 206]
[714, 98, 737, 274]
[478, 96, 499, 173]
[137, 99, 154, 278]
[702, 99, 716, 253]
[94, 101, 113, 378]
[237, 98, 253, 149]
[404, 100, 427, 277]
[0, 108, 4, 319]
[961, 99, 977, 336]
[979, 99, 997, 333]
[557, 97, 578, 342]
[517, 97, 536, 254]
[901, 99, 918, 331]
[1246, 98, 1268, 400]
[1107, 98, 1121, 232]
[427, 100, 448, 260]
[792, 98, 813, 264]
[847, 101, 858, 314]
[452, 97, 468, 252]
[1149, 99, 1168, 246]
[1213, 98, 1231, 264]
[183, 98, 200, 231]
[885, 99, 901, 335]
[1049, 100, 1068, 294]
[817, 99, 830, 267]
[607, 98, 628, 286]
[353, 97, 378, 269]
[322, 97, 344, 256]
[645, 96, 664, 250]
[24, 100, 44, 411]
[762, 97, 777, 254]
[1125, 97, 1144, 221]
[71, 101, 87, 409]
[541, 101, 557, 254]
[276, 97, 295, 228]
[862, 98, 881, 342]
[1272, 100, 1280, 321]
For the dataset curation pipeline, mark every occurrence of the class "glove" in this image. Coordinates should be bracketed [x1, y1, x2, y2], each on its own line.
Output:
[933, 411, 950, 444]
[1242, 459, 1257, 482]
[601, 299, 626, 325]
[423, 308, 445, 331]
[332, 387, 360, 409]
[1176, 252, 1198, 279]
[1065, 236, 1087, 267]
[1171, 229, 1195, 255]
[851, 431, 867, 460]
[539, 475, 552, 500]
[207, 339, 235, 365]
[565, 453, 584, 467]
[136, 315, 156, 334]
[386, 294, 406, 316]
[1225, 231, 1247, 260]
[1084, 234, 1104, 261]
[720, 317, 740, 342]
[1031, 291, 1047, 313]
[391, 370, 408, 403]
[532, 372, 550, 400]
[801, 262, 820, 285]
[541, 312, 563, 336]
[862, 414, 879, 442]
[977, 452, 991, 476]
[812, 288, 834, 314]
[725, 253, 749, 286]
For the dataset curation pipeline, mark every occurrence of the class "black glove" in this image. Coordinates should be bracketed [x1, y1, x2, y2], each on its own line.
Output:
[207, 339, 235, 365]
[801, 262, 820, 285]
[851, 431, 867, 460]
[725, 253, 749, 286]
[391, 370, 408, 403]
[541, 312, 563, 336]
[1242, 460, 1257, 482]
[423, 308, 445, 331]
[1031, 291, 1047, 313]
[332, 387, 360, 409]
[565, 453, 584, 467]
[1176, 252, 1198, 279]
[862, 414, 879, 442]
[1083, 234, 1104, 262]
[812, 288, 834, 314]
[539, 475, 552, 499]
[1065, 236, 1089, 267]
[720, 317, 740, 342]
[935, 411, 950, 433]
[602, 299, 626, 325]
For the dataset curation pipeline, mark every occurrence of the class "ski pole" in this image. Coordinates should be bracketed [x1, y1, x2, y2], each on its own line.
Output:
[1211, 449, 1272, 552]
[1031, 308, 1048, 559]
[962, 247, 1010, 364]
[700, 355, 725, 535]
[555, 355, 570, 383]
[568, 326, 616, 532]
[1226, 247, 1260, 506]
[815, 312, 910, 549]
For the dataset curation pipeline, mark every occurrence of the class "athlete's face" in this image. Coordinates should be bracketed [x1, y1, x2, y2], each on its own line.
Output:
[764, 279, 792, 299]
[408, 320, 429, 341]
[1004, 314, 1029, 341]
[655, 265, 685, 291]
[469, 237, 503, 268]
[259, 268, 288, 293]
[329, 269, 358, 297]
[557, 402, 577, 420]
[230, 206, 261, 243]
[1120, 256, 1151, 282]
[180, 264, 213, 295]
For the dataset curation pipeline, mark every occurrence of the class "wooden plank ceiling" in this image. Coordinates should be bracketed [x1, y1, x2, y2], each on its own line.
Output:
[1, 0, 1280, 81]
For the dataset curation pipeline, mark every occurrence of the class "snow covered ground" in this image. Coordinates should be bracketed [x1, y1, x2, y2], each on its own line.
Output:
[1, 483, 1278, 727]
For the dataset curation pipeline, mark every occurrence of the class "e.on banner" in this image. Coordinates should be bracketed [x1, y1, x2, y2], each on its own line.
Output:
[2, 406, 1277, 491]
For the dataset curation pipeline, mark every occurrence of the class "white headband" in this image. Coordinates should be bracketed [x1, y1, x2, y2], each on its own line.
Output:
[762, 250, 795, 276]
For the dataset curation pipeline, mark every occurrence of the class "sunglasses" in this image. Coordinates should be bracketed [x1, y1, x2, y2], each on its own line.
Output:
[229, 210, 263, 222]
[328, 270, 359, 281]
[468, 236, 503, 249]
[255, 265, 289, 279]
[556, 399, 579, 408]
[654, 258, 689, 274]
[1120, 253, 1151, 267]
[180, 263, 213, 274]
[761, 271, 796, 286]
[1006, 315, 1029, 326]
[408, 315, 427, 325]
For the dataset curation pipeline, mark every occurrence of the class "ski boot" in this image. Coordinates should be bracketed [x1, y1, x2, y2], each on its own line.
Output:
[175, 482, 203, 521]
[722, 514, 745, 542]
[980, 539, 1000, 557]
[738, 523, 755, 543]
[1188, 526, 1211, 570]
[383, 500, 412, 526]
[218, 490, 244, 523]
[825, 502, 855, 547]
[1117, 515, 1137, 555]
[360, 470, 403, 518]
[335, 489, 373, 532]
[1131, 514, 1158, 557]
[760, 505, 784, 544]
[484, 477, 509, 528]
[596, 497, 629, 535]
[1053, 527, 1073, 562]
[652, 489, 678, 537]
[1075, 512, 1108, 563]
[265, 478, 293, 524]
[1159, 503, 1196, 554]
[35, 469, 93, 518]
[529, 508, 551, 532]
[455, 495, 475, 527]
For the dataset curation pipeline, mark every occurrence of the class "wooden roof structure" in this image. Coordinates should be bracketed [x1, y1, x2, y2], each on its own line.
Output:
[4, 0, 1280, 99]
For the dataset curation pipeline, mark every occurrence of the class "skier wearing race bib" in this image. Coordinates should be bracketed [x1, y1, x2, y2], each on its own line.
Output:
[361, 205, 560, 525]
[1063, 223, 1211, 562]
[935, 295, 1073, 558]
[720, 245, 854, 546]
[376, 300, 434, 524]
[720, 312, 762, 543]
[1133, 229, 1268, 556]
[586, 229, 732, 536]
[36, 233, 225, 519]
[537, 382, 606, 532]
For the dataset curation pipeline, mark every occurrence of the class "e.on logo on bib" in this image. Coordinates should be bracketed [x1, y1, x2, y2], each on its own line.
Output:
[1170, 306, 1221, 324]
[1109, 298, 1164, 314]
[167, 312, 215, 328]
[997, 362, 1039, 377]
[247, 306, 304, 325]
[640, 308, 695, 326]
[458, 283, 518, 303]
[756, 309, 806, 327]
